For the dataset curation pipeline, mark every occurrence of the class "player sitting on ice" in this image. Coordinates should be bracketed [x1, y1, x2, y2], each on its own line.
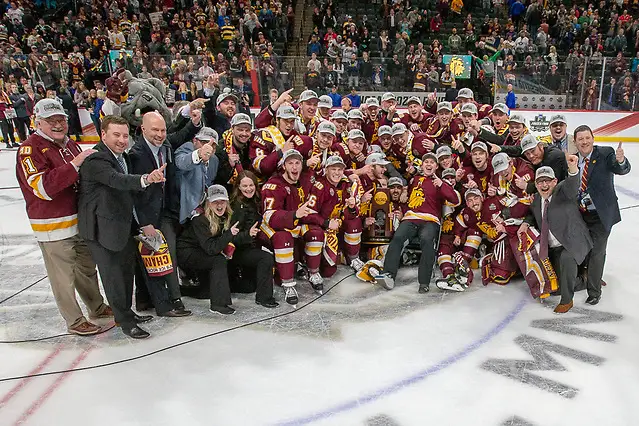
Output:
[304, 155, 364, 278]
[259, 149, 325, 305]
[374, 152, 460, 293]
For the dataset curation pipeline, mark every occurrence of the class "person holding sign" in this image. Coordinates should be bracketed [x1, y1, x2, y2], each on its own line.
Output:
[573, 126, 631, 305]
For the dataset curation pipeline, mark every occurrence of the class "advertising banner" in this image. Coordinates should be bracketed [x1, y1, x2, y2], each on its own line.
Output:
[443, 55, 473, 79]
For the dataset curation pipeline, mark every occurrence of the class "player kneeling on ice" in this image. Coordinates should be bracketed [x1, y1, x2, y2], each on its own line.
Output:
[374, 153, 460, 293]
[176, 185, 277, 315]
[259, 149, 325, 306]
[304, 155, 364, 279]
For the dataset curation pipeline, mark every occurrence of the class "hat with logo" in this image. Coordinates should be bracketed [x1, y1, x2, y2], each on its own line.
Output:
[422, 152, 438, 162]
[195, 127, 219, 143]
[348, 129, 366, 140]
[491, 152, 511, 174]
[276, 105, 297, 120]
[391, 123, 407, 136]
[281, 149, 303, 164]
[230, 113, 252, 127]
[549, 114, 567, 126]
[406, 96, 422, 106]
[489, 103, 509, 115]
[535, 166, 556, 181]
[388, 177, 404, 187]
[34, 99, 68, 119]
[520, 134, 540, 153]
[436, 145, 453, 159]
[206, 184, 229, 202]
[470, 141, 489, 153]
[378, 125, 393, 137]
[365, 152, 391, 166]
[381, 92, 396, 102]
[464, 188, 483, 199]
[508, 114, 526, 126]
[318, 95, 333, 109]
[441, 168, 456, 179]
[347, 109, 364, 121]
[216, 88, 238, 106]
[331, 110, 348, 121]
[457, 88, 474, 99]
[324, 155, 346, 168]
[461, 103, 478, 115]
[437, 101, 453, 112]
[298, 89, 319, 103]
[318, 121, 336, 136]
[366, 97, 380, 107]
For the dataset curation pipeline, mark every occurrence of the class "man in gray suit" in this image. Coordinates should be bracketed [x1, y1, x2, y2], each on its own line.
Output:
[519, 155, 593, 313]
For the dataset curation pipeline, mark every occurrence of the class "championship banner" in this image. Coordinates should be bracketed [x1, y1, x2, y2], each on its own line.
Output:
[358, 91, 446, 107]
[443, 55, 472, 79]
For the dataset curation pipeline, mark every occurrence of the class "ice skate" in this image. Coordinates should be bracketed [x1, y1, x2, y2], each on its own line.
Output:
[349, 257, 365, 273]
[436, 275, 466, 292]
[373, 272, 395, 290]
[309, 272, 324, 294]
[295, 262, 310, 281]
[356, 259, 383, 283]
[454, 256, 472, 288]
[282, 282, 299, 307]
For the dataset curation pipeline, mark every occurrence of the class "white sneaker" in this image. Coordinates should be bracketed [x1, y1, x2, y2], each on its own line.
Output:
[309, 272, 324, 294]
[350, 258, 365, 272]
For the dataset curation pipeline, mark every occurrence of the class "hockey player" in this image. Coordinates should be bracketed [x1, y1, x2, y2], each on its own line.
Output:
[362, 97, 383, 145]
[333, 129, 367, 171]
[457, 141, 494, 195]
[318, 95, 333, 120]
[216, 113, 253, 186]
[331, 109, 349, 143]
[303, 121, 337, 180]
[259, 149, 325, 305]
[305, 156, 364, 278]
[424, 88, 491, 119]
[347, 109, 365, 131]
[250, 105, 313, 181]
[435, 145, 460, 173]
[502, 114, 528, 146]
[254, 89, 321, 137]
[488, 152, 534, 208]
[400, 96, 432, 133]
[374, 152, 460, 293]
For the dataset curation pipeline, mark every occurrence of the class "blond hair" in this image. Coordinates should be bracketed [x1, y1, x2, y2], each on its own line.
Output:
[204, 201, 233, 236]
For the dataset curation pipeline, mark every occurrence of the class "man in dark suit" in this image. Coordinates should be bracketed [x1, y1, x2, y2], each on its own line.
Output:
[78, 115, 169, 339]
[574, 125, 631, 305]
[129, 110, 201, 313]
[520, 158, 593, 313]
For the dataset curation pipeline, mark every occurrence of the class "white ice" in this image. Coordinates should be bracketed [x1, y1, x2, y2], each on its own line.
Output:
[0, 142, 638, 426]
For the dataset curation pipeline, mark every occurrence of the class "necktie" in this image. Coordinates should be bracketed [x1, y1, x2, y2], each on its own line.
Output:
[157, 149, 164, 168]
[580, 158, 589, 193]
[539, 198, 549, 259]
[117, 156, 127, 174]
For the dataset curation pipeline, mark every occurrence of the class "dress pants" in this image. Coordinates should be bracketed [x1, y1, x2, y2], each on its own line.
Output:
[582, 212, 609, 299]
[87, 238, 137, 329]
[549, 246, 578, 305]
[383, 221, 440, 287]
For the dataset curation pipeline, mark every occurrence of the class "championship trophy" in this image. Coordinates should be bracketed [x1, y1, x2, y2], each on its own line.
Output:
[363, 188, 394, 244]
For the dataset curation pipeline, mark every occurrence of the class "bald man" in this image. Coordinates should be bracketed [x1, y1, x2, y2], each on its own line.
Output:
[129, 110, 202, 315]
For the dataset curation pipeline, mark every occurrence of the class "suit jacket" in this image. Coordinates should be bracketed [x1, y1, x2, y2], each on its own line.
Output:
[78, 142, 147, 252]
[128, 121, 199, 227]
[174, 141, 219, 223]
[527, 173, 593, 264]
[583, 145, 631, 232]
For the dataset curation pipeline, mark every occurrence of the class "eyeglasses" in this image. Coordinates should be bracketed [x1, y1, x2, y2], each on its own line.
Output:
[43, 117, 67, 125]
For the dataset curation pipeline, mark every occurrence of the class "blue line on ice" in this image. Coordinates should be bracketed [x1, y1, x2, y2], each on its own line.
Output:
[276, 294, 529, 425]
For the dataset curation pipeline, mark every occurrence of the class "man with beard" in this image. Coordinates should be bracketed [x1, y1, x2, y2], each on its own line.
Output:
[305, 155, 364, 278]
[361, 97, 384, 146]
[250, 105, 313, 181]
[495, 134, 568, 194]
[425, 88, 491, 119]
[208, 89, 239, 137]
[376, 125, 404, 173]
[457, 141, 493, 195]
[216, 113, 254, 186]
[333, 129, 367, 172]
[541, 114, 577, 154]
[317, 95, 333, 120]
[255, 89, 321, 138]
[374, 152, 460, 293]
[400, 96, 432, 133]
[259, 149, 325, 305]
[379, 92, 400, 125]
[331, 109, 348, 143]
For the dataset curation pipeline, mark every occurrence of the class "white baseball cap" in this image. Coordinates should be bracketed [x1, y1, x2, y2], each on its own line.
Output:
[365, 152, 390, 166]
[406, 96, 421, 106]
[549, 114, 567, 126]
[276, 105, 297, 120]
[471, 141, 489, 153]
[318, 95, 333, 109]
[388, 177, 404, 187]
[206, 185, 229, 202]
[381, 92, 396, 102]
[489, 103, 509, 115]
[378, 125, 393, 137]
[436, 145, 453, 159]
[437, 101, 453, 112]
[520, 134, 539, 153]
[331, 110, 348, 121]
[535, 166, 556, 181]
[299, 89, 319, 103]
[508, 114, 526, 126]
[366, 97, 380, 107]
[34, 99, 68, 119]
[461, 103, 478, 115]
[280, 149, 303, 166]
[347, 109, 364, 121]
[324, 155, 346, 168]
[230, 113, 252, 127]
[457, 88, 474, 99]
[216, 89, 238, 106]
[348, 129, 366, 140]
[195, 127, 219, 143]
[391, 123, 407, 136]
[491, 152, 510, 174]
[318, 121, 336, 136]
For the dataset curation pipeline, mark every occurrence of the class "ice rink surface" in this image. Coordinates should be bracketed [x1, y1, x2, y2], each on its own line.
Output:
[0, 143, 638, 426]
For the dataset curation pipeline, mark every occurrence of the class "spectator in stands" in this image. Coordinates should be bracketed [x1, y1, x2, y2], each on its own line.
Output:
[347, 88, 361, 108]
[505, 84, 517, 109]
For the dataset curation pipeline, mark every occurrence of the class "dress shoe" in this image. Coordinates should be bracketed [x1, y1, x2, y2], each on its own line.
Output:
[68, 320, 102, 336]
[159, 308, 193, 317]
[89, 305, 114, 320]
[135, 301, 154, 311]
[172, 298, 186, 310]
[553, 301, 573, 314]
[256, 299, 279, 308]
[133, 313, 154, 323]
[122, 326, 150, 339]
[585, 295, 601, 305]
[418, 285, 430, 294]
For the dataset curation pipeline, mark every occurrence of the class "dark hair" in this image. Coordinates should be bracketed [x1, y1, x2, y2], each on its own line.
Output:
[230, 170, 261, 206]
[573, 124, 593, 139]
[101, 115, 129, 133]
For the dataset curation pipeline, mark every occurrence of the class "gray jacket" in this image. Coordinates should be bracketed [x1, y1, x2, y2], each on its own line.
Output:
[526, 173, 593, 264]
[175, 141, 219, 224]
